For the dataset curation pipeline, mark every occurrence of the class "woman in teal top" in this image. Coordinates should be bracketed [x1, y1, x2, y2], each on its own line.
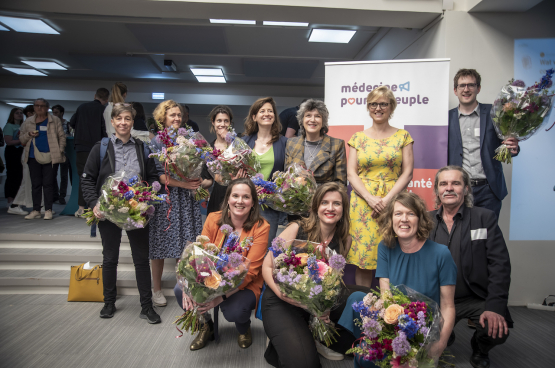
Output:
[338, 192, 457, 367]
[242, 97, 288, 247]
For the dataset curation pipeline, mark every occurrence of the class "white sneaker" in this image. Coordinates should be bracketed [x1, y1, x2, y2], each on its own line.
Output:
[7, 206, 29, 216]
[315, 340, 344, 361]
[25, 210, 42, 220]
[40, 209, 56, 215]
[75, 208, 85, 218]
[152, 290, 167, 307]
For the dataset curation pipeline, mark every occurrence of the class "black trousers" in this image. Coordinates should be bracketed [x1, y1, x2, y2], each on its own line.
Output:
[76, 151, 90, 207]
[472, 183, 502, 221]
[4, 146, 24, 199]
[98, 220, 153, 308]
[455, 296, 510, 354]
[53, 159, 71, 199]
[28, 158, 58, 212]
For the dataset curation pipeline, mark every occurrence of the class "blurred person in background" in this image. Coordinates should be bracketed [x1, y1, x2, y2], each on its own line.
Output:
[51, 104, 72, 205]
[3, 108, 26, 215]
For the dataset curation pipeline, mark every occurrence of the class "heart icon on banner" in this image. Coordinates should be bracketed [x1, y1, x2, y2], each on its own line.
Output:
[348, 98, 355, 105]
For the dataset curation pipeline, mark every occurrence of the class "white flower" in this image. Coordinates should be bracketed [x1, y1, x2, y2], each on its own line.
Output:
[200, 272, 210, 277]
[176, 136, 186, 144]
[118, 206, 130, 213]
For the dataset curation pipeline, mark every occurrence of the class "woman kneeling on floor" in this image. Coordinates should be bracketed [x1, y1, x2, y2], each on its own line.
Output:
[174, 178, 269, 350]
[262, 182, 361, 368]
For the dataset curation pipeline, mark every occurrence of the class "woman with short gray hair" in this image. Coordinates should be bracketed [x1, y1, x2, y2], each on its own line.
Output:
[284, 99, 347, 186]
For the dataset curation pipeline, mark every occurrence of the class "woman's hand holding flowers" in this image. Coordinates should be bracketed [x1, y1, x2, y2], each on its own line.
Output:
[179, 178, 202, 190]
[93, 203, 104, 219]
[197, 296, 224, 314]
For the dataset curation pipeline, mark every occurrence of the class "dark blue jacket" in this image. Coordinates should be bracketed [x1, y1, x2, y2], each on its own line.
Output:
[447, 104, 519, 201]
[242, 134, 288, 179]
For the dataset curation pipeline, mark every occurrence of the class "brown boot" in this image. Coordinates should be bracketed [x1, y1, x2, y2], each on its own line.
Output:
[237, 326, 252, 349]
[190, 320, 214, 351]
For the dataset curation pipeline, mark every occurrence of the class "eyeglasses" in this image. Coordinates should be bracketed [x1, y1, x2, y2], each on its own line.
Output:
[114, 103, 132, 107]
[457, 83, 478, 90]
[368, 102, 389, 109]
[34, 104, 47, 108]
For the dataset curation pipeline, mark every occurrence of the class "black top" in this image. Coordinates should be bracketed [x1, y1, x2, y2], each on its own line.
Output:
[295, 224, 340, 254]
[201, 139, 228, 215]
[433, 205, 473, 300]
[186, 119, 199, 132]
[279, 106, 300, 136]
[133, 117, 148, 131]
[69, 100, 107, 152]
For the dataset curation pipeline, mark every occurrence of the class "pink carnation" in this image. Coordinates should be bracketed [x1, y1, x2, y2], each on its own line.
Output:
[317, 262, 329, 278]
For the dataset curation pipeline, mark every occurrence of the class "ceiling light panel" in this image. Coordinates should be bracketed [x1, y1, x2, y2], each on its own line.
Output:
[21, 61, 66, 70]
[0, 16, 59, 34]
[8, 103, 32, 108]
[309, 29, 356, 43]
[0, 24, 8, 31]
[210, 19, 256, 25]
[195, 76, 226, 83]
[3, 67, 46, 76]
[190, 68, 223, 76]
[263, 21, 309, 27]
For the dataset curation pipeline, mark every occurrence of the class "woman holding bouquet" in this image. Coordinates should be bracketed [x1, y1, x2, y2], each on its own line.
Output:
[201, 105, 248, 215]
[261, 182, 357, 367]
[174, 178, 269, 350]
[284, 99, 347, 187]
[81, 103, 161, 324]
[148, 100, 205, 308]
[243, 97, 288, 247]
[338, 192, 457, 367]
[347, 86, 414, 288]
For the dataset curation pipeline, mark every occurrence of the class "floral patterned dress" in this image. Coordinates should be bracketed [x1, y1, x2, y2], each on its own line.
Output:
[346, 129, 413, 270]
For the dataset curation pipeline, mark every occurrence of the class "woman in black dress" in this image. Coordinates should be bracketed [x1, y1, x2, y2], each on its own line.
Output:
[201, 105, 247, 214]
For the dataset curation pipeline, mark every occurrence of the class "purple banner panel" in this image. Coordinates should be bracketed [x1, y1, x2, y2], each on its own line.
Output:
[404, 125, 448, 169]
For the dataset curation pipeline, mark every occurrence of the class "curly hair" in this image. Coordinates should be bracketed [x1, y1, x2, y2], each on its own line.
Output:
[298, 182, 350, 257]
[152, 100, 184, 126]
[366, 86, 397, 116]
[244, 97, 282, 143]
[296, 99, 329, 138]
[377, 192, 433, 248]
[218, 178, 266, 231]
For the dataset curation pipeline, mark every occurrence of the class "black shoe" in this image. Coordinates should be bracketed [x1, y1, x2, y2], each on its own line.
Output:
[140, 305, 161, 324]
[100, 303, 116, 318]
[470, 336, 490, 368]
[58, 198, 66, 205]
[447, 331, 456, 347]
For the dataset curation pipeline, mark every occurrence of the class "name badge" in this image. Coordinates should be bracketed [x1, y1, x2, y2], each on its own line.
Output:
[471, 228, 487, 240]
[40, 125, 47, 131]
[474, 128, 480, 137]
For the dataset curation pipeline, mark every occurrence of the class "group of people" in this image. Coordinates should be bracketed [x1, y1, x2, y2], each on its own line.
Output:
[2, 68, 514, 368]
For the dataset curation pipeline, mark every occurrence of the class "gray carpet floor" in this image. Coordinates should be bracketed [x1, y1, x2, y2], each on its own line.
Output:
[1, 294, 553, 368]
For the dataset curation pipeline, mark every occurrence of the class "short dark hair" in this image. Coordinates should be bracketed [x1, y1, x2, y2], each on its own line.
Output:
[95, 88, 110, 100]
[454, 69, 481, 88]
[23, 105, 34, 116]
[51, 104, 65, 114]
[183, 105, 190, 112]
[132, 102, 145, 121]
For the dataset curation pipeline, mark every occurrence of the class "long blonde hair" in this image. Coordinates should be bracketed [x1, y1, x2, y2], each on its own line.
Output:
[109, 82, 127, 103]
[298, 182, 350, 257]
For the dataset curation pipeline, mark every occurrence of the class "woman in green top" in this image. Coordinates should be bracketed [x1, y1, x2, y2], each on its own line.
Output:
[242, 97, 288, 247]
[3, 108, 25, 212]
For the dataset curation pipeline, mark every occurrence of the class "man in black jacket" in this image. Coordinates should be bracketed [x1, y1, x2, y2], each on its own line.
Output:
[69, 88, 109, 217]
[81, 103, 161, 324]
[429, 165, 512, 368]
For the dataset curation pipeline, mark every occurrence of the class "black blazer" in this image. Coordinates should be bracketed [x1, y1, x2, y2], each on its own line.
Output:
[448, 104, 519, 201]
[430, 205, 513, 325]
[81, 139, 159, 208]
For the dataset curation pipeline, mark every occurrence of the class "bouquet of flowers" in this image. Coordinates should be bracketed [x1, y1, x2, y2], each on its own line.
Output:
[174, 225, 253, 335]
[346, 285, 444, 368]
[205, 127, 261, 186]
[251, 174, 277, 210]
[82, 172, 166, 230]
[266, 163, 317, 215]
[149, 122, 212, 200]
[270, 237, 346, 346]
[491, 68, 554, 163]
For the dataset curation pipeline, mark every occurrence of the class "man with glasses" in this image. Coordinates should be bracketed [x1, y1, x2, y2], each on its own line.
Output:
[448, 69, 519, 221]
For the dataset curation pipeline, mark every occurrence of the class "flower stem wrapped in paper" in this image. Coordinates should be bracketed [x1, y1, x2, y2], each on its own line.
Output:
[346, 285, 444, 368]
[174, 225, 253, 335]
[491, 68, 554, 164]
[82, 172, 166, 230]
[149, 122, 212, 200]
[266, 163, 317, 215]
[270, 237, 346, 346]
[205, 127, 261, 186]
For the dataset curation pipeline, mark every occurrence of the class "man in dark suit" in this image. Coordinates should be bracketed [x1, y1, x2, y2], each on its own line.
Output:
[448, 69, 519, 220]
[429, 165, 512, 368]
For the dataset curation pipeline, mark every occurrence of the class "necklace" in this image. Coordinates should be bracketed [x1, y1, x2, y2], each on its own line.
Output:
[304, 139, 321, 163]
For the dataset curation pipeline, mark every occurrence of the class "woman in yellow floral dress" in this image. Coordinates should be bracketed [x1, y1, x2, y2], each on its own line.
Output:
[346, 86, 414, 288]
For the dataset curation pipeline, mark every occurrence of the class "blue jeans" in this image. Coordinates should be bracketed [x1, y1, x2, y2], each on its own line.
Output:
[260, 206, 279, 248]
[472, 183, 502, 221]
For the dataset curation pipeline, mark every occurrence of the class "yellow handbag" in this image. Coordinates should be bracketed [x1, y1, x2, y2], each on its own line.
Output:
[68, 263, 104, 302]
